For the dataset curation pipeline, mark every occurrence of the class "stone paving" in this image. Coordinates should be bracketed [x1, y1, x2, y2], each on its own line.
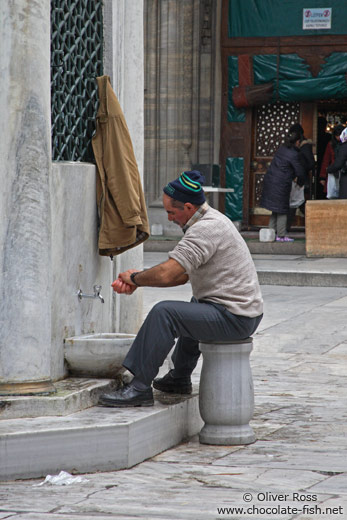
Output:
[1, 254, 347, 519]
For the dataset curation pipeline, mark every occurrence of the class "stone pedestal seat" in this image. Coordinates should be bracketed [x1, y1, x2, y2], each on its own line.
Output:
[198, 338, 255, 445]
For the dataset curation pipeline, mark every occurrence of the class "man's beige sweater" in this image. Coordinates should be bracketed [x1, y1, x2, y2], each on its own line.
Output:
[169, 205, 263, 317]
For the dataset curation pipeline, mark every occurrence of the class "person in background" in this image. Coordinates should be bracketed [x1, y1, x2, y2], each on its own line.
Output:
[290, 123, 315, 183]
[326, 127, 347, 199]
[286, 123, 315, 232]
[319, 124, 344, 198]
[316, 116, 332, 198]
[260, 129, 306, 242]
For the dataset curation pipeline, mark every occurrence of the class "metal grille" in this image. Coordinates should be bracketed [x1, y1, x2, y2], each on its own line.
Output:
[51, 0, 103, 162]
[255, 101, 300, 157]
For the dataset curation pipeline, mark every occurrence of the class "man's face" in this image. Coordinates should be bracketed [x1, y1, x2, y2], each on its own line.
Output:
[163, 194, 191, 228]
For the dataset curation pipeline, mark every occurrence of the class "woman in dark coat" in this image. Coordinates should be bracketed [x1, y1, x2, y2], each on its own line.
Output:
[260, 129, 306, 242]
[326, 127, 347, 199]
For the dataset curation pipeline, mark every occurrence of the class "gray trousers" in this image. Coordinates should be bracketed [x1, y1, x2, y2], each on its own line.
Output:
[123, 298, 263, 385]
[269, 212, 287, 237]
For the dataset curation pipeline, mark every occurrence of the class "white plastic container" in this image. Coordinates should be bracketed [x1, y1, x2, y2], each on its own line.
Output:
[259, 228, 275, 242]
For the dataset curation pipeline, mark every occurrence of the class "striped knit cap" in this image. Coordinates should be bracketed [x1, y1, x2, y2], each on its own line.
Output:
[163, 170, 206, 205]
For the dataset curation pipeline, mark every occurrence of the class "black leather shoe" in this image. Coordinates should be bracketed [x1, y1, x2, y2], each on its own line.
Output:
[98, 384, 154, 407]
[153, 370, 192, 394]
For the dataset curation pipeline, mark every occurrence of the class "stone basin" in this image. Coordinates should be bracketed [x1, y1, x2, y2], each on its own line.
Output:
[64, 333, 136, 377]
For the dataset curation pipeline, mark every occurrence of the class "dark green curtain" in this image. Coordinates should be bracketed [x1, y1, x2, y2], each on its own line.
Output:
[253, 53, 347, 102]
[227, 56, 246, 122]
[225, 157, 244, 221]
[228, 53, 347, 118]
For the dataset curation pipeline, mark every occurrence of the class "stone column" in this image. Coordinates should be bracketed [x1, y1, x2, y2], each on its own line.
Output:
[144, 0, 195, 208]
[144, 0, 220, 231]
[0, 1, 54, 394]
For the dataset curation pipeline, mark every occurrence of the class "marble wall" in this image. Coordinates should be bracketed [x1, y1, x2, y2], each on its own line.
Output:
[51, 163, 113, 380]
[0, 0, 146, 387]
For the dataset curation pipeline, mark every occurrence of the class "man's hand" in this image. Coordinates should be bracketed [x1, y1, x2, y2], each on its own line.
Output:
[111, 269, 139, 295]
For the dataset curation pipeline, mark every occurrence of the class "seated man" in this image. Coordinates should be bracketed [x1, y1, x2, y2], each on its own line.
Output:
[99, 170, 263, 407]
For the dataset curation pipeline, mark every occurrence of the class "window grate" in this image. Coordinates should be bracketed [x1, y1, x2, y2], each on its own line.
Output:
[51, 0, 103, 162]
[255, 101, 300, 157]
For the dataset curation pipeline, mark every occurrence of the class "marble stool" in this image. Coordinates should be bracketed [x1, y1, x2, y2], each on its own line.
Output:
[198, 338, 255, 445]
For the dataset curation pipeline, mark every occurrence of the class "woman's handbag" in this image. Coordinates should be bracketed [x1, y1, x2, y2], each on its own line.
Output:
[327, 173, 340, 199]
[289, 181, 305, 208]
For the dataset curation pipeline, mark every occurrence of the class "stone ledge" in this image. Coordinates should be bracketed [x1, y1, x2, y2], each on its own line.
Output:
[0, 390, 202, 481]
[0, 378, 118, 420]
[144, 236, 306, 255]
[246, 240, 306, 255]
[257, 270, 347, 287]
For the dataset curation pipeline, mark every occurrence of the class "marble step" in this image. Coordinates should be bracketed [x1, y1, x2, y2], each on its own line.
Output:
[254, 256, 347, 287]
[144, 235, 306, 255]
[257, 268, 347, 287]
[0, 378, 119, 420]
[0, 390, 202, 481]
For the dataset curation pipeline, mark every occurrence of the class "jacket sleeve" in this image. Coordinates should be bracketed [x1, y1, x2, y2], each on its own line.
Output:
[319, 142, 333, 179]
[326, 144, 347, 174]
[300, 142, 315, 174]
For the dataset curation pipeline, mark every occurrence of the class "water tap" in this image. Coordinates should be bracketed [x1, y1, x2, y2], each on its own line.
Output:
[93, 285, 105, 303]
[77, 285, 104, 303]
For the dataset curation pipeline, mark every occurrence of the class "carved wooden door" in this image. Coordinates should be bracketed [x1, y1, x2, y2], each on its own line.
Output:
[249, 101, 304, 227]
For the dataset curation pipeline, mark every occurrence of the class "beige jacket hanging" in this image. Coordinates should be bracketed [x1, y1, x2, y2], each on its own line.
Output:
[92, 76, 149, 257]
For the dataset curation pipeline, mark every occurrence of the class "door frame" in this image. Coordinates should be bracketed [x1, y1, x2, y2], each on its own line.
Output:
[220, 0, 347, 228]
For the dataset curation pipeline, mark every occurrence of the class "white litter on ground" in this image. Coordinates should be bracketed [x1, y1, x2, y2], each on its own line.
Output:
[34, 470, 89, 486]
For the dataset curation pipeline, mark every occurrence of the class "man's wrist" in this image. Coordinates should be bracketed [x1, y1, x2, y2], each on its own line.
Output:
[130, 272, 141, 286]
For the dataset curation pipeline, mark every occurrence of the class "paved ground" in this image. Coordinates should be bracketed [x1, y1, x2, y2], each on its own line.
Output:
[1, 253, 347, 519]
